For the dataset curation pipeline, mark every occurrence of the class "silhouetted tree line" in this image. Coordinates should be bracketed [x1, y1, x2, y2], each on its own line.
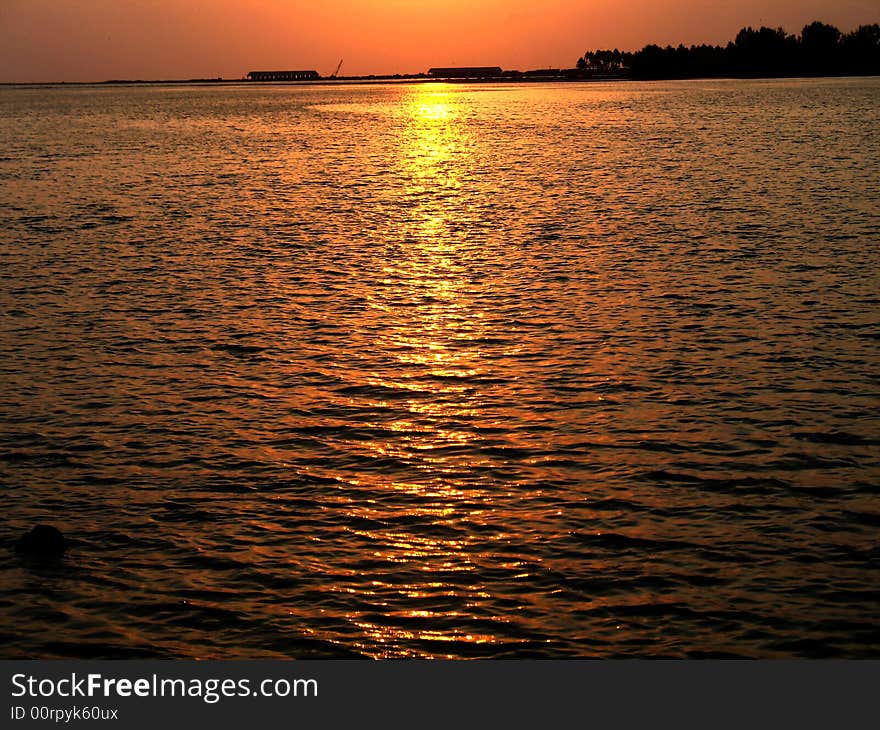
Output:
[576, 22, 880, 79]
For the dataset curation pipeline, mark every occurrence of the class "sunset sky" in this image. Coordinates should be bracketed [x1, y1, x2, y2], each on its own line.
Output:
[1, 0, 877, 82]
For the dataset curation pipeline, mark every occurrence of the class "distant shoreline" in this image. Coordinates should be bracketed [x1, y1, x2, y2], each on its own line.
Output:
[2, 72, 879, 88]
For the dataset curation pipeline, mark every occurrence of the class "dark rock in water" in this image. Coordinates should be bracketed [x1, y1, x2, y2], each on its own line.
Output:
[15, 525, 67, 556]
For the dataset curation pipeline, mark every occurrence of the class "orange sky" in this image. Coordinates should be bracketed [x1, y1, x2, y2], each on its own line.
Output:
[1, 0, 877, 82]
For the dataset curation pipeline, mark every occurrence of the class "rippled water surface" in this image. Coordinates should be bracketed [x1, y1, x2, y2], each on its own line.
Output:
[1, 78, 879, 658]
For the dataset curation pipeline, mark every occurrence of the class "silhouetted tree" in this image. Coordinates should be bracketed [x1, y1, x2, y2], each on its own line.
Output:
[576, 49, 633, 76]
[840, 24, 880, 74]
[801, 21, 843, 73]
[581, 20, 880, 80]
[729, 26, 798, 76]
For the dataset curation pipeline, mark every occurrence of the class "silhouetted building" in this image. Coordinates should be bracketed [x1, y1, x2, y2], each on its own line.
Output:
[247, 70, 320, 81]
[428, 67, 503, 78]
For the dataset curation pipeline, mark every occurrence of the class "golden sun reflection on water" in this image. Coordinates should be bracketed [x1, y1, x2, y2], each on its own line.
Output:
[328, 87, 520, 657]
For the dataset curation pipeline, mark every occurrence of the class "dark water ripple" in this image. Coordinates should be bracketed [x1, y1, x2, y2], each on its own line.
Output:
[1, 78, 879, 658]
